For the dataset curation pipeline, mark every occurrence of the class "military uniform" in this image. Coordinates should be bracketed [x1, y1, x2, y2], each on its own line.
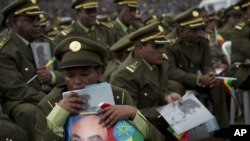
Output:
[229, 21, 250, 89]
[54, 0, 118, 49]
[0, 93, 27, 141]
[0, 1, 64, 140]
[36, 36, 166, 141]
[166, 8, 229, 129]
[110, 22, 182, 140]
[219, 4, 242, 41]
[111, 0, 142, 39]
[102, 33, 134, 82]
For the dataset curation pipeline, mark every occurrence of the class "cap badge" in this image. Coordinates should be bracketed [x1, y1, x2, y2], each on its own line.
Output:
[192, 11, 199, 17]
[69, 41, 81, 52]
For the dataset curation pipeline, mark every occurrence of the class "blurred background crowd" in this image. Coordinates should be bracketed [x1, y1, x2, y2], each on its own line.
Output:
[1, 0, 200, 20]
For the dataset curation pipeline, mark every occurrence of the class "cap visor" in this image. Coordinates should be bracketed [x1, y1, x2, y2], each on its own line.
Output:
[60, 60, 100, 69]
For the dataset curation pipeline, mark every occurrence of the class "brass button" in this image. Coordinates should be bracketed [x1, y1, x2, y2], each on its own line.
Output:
[144, 93, 148, 96]
[116, 96, 120, 99]
[24, 67, 29, 71]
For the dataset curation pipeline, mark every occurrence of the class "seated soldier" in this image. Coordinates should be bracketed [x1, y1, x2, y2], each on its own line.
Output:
[166, 7, 229, 139]
[35, 36, 166, 141]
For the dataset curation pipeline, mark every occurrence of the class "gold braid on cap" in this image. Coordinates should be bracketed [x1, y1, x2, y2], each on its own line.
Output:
[189, 22, 205, 28]
[118, 1, 137, 5]
[141, 25, 165, 42]
[242, 2, 250, 8]
[75, 2, 98, 9]
[180, 17, 203, 26]
[14, 5, 40, 15]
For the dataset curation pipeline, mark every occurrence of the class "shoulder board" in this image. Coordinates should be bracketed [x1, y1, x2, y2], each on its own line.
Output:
[0, 32, 10, 49]
[235, 22, 245, 30]
[165, 37, 179, 46]
[162, 53, 168, 60]
[61, 26, 73, 36]
[125, 61, 139, 73]
[96, 22, 111, 28]
[41, 34, 54, 41]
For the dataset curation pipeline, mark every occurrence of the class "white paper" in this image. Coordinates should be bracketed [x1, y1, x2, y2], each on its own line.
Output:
[62, 82, 115, 112]
[157, 92, 214, 134]
[30, 42, 53, 70]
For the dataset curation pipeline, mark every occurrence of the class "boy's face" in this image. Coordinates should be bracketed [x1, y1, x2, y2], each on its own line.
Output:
[64, 66, 102, 90]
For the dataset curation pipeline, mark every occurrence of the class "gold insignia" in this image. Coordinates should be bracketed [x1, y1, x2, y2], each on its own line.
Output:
[69, 41, 81, 52]
[162, 53, 168, 60]
[234, 6, 240, 10]
[24, 68, 29, 71]
[126, 61, 138, 73]
[30, 0, 36, 4]
[144, 93, 148, 96]
[0, 32, 10, 49]
[158, 25, 164, 33]
[166, 37, 178, 46]
[235, 22, 245, 30]
[192, 11, 199, 17]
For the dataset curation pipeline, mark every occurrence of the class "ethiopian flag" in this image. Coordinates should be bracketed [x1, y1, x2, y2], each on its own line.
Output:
[216, 33, 224, 46]
[107, 120, 144, 141]
[222, 79, 241, 118]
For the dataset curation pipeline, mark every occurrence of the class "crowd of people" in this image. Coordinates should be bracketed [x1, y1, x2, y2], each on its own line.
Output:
[1, 0, 250, 141]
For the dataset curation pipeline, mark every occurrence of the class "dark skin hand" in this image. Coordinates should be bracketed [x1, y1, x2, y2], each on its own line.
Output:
[58, 92, 85, 114]
[98, 105, 137, 128]
[36, 66, 52, 84]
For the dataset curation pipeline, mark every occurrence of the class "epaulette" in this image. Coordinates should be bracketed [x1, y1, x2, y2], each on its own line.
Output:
[41, 34, 54, 41]
[235, 22, 245, 30]
[165, 37, 179, 46]
[162, 53, 168, 60]
[0, 32, 10, 49]
[61, 26, 73, 36]
[96, 22, 111, 28]
[125, 61, 138, 73]
[200, 32, 210, 41]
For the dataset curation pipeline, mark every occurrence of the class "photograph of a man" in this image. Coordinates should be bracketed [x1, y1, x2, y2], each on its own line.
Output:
[70, 114, 107, 141]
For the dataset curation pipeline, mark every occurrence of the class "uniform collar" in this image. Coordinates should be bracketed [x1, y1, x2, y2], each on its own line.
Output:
[78, 21, 95, 33]
[15, 33, 29, 46]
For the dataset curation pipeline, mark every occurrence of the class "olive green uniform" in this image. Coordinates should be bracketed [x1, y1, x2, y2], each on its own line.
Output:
[54, 22, 118, 49]
[111, 18, 140, 40]
[228, 20, 250, 89]
[0, 31, 63, 141]
[220, 24, 234, 41]
[0, 92, 27, 141]
[35, 84, 166, 141]
[102, 58, 121, 82]
[166, 28, 229, 128]
[110, 52, 173, 127]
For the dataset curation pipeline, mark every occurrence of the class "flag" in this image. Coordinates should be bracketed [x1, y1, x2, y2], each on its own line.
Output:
[107, 120, 144, 141]
[167, 127, 187, 140]
[100, 103, 144, 141]
[216, 33, 224, 46]
[222, 79, 242, 118]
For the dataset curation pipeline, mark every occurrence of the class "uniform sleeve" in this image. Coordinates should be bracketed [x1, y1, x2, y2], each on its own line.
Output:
[166, 47, 199, 88]
[46, 104, 70, 137]
[35, 98, 63, 141]
[0, 53, 46, 114]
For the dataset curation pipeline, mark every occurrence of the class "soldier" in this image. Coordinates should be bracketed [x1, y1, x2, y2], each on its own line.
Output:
[102, 33, 134, 82]
[35, 36, 166, 141]
[219, 3, 242, 41]
[111, 0, 142, 39]
[0, 0, 64, 140]
[0, 92, 27, 141]
[229, 0, 250, 90]
[54, 0, 118, 49]
[110, 22, 183, 140]
[166, 7, 229, 139]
